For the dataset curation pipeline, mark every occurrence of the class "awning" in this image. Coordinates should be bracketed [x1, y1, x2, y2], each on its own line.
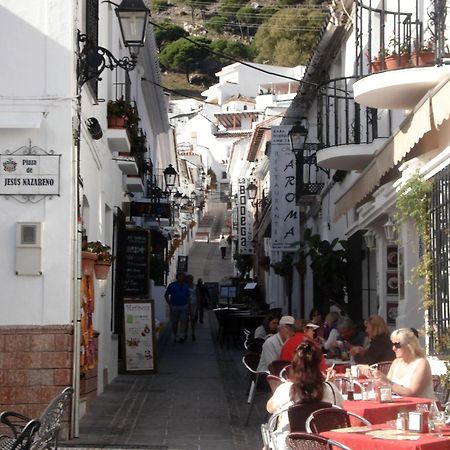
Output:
[335, 75, 450, 220]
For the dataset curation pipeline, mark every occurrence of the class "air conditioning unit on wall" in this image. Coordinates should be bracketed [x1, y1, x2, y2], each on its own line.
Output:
[15, 222, 43, 275]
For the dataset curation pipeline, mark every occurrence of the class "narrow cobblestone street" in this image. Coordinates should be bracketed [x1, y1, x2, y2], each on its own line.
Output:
[63, 202, 266, 450]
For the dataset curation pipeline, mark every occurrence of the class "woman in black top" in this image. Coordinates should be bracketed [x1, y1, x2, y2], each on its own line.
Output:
[350, 314, 395, 364]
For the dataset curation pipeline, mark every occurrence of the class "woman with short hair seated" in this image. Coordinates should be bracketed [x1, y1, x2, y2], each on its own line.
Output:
[350, 315, 395, 365]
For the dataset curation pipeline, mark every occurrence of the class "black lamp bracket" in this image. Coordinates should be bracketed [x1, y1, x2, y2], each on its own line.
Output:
[77, 32, 137, 87]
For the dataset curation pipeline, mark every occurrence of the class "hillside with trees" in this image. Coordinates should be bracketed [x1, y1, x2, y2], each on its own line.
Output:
[152, 0, 327, 96]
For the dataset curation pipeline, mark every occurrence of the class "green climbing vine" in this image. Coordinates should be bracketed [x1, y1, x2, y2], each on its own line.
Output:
[395, 173, 432, 308]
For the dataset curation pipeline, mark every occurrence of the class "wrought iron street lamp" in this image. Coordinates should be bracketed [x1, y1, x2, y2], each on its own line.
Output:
[246, 181, 257, 203]
[163, 164, 178, 191]
[77, 0, 149, 86]
[384, 216, 397, 242]
[363, 230, 376, 250]
[174, 190, 183, 206]
[115, 0, 149, 57]
[288, 118, 309, 154]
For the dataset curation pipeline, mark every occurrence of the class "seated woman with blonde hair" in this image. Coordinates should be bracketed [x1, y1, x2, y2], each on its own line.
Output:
[371, 328, 435, 399]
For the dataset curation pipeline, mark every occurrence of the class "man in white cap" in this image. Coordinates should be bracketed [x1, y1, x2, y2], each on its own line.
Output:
[257, 315, 296, 372]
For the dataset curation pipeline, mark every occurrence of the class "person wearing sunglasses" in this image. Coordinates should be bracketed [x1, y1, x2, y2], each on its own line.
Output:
[371, 328, 435, 399]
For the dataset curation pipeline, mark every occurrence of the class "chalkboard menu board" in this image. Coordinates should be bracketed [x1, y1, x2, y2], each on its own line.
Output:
[177, 255, 188, 273]
[124, 229, 149, 296]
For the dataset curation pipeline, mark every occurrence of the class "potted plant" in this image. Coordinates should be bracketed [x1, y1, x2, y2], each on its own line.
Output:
[83, 241, 115, 279]
[411, 39, 435, 67]
[107, 98, 127, 128]
[385, 38, 410, 70]
[81, 241, 98, 276]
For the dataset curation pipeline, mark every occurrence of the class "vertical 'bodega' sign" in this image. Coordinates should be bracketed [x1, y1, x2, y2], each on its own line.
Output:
[238, 178, 253, 254]
[270, 125, 299, 251]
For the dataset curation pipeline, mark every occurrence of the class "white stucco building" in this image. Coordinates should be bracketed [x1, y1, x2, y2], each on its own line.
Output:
[0, 0, 175, 432]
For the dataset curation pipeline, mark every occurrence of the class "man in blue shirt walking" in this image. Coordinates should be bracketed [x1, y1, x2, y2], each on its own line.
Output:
[165, 272, 190, 342]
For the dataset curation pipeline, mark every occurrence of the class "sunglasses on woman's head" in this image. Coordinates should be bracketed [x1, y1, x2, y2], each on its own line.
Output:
[392, 342, 402, 349]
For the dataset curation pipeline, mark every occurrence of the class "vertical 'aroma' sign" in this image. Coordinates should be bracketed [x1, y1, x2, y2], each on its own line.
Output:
[270, 125, 299, 251]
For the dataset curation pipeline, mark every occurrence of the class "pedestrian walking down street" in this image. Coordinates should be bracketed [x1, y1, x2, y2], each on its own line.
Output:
[196, 278, 210, 323]
[164, 272, 190, 343]
[186, 274, 198, 341]
[219, 235, 227, 259]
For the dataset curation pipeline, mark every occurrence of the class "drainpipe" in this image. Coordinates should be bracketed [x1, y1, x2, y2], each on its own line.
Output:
[71, 1, 82, 437]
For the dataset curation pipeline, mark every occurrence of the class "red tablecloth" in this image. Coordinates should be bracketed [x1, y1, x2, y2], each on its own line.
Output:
[323, 424, 450, 450]
[343, 397, 434, 425]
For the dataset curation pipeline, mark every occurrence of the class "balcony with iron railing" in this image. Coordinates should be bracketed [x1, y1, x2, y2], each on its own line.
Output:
[353, 0, 450, 110]
[316, 76, 391, 171]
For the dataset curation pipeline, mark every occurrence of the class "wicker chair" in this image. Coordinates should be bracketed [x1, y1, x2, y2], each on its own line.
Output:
[0, 387, 73, 450]
[0, 419, 40, 450]
[305, 407, 371, 433]
[287, 432, 351, 450]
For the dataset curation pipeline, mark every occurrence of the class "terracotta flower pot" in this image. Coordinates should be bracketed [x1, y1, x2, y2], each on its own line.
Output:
[81, 251, 97, 276]
[94, 262, 111, 280]
[369, 58, 382, 73]
[384, 54, 409, 70]
[107, 116, 126, 129]
[411, 51, 435, 67]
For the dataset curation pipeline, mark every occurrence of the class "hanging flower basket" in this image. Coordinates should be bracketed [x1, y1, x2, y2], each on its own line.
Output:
[81, 251, 97, 276]
[94, 261, 111, 280]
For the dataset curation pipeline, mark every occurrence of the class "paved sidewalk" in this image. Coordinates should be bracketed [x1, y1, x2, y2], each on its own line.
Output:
[67, 311, 266, 450]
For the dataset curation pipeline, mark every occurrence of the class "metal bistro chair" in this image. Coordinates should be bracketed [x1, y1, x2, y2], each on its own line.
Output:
[432, 375, 450, 407]
[245, 338, 265, 354]
[268, 359, 292, 377]
[305, 407, 371, 434]
[261, 402, 333, 450]
[279, 364, 292, 381]
[0, 387, 73, 450]
[287, 432, 351, 450]
[242, 352, 269, 426]
[0, 419, 40, 450]
[266, 374, 284, 393]
[369, 361, 392, 376]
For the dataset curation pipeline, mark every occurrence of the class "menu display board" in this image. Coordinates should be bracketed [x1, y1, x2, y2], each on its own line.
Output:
[205, 282, 219, 307]
[124, 229, 149, 296]
[124, 300, 156, 372]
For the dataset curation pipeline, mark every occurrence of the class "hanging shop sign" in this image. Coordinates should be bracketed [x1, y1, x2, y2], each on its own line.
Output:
[0, 146, 61, 197]
[270, 125, 300, 252]
[237, 178, 254, 255]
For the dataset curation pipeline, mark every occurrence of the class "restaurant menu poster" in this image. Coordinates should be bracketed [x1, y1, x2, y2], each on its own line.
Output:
[124, 300, 156, 372]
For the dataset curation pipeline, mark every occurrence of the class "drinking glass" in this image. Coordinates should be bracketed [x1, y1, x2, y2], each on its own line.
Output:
[433, 411, 446, 437]
[416, 403, 429, 413]
[333, 378, 347, 395]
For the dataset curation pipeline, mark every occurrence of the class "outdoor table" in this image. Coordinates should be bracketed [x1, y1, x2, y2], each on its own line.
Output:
[342, 396, 434, 425]
[322, 423, 450, 450]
